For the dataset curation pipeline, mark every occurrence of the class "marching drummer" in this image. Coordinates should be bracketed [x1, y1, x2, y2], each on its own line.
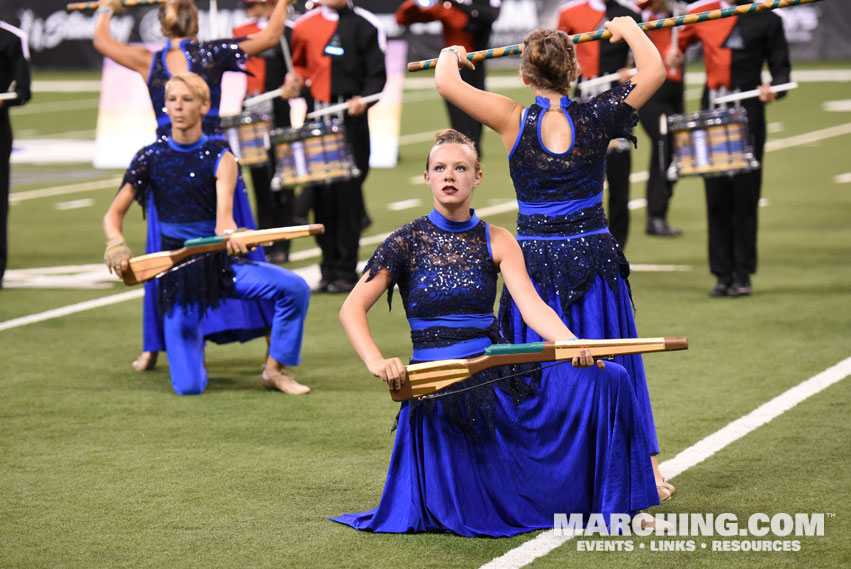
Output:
[282, 0, 386, 294]
[669, 0, 792, 298]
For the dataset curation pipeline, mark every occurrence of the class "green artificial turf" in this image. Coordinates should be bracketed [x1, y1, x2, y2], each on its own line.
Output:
[1, 64, 850, 568]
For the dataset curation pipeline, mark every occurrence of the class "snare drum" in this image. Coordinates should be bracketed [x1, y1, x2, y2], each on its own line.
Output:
[270, 120, 360, 189]
[221, 110, 273, 166]
[668, 107, 759, 178]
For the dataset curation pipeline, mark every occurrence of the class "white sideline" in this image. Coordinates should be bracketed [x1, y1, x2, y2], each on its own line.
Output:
[479, 356, 851, 569]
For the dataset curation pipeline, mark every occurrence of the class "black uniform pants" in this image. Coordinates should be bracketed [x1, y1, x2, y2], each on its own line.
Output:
[314, 111, 370, 285]
[638, 79, 684, 219]
[606, 147, 631, 249]
[703, 98, 767, 282]
[247, 159, 294, 258]
[0, 110, 11, 284]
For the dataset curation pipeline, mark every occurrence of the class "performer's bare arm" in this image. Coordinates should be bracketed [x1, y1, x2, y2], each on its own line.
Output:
[606, 17, 666, 109]
[490, 225, 602, 368]
[339, 271, 409, 390]
[93, 3, 153, 77]
[102, 183, 137, 278]
[214, 151, 249, 256]
[434, 47, 524, 153]
[237, 0, 288, 57]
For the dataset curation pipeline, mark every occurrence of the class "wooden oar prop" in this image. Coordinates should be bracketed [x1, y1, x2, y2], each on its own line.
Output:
[119, 224, 324, 286]
[390, 337, 688, 401]
[406, 0, 823, 72]
[66, 0, 165, 11]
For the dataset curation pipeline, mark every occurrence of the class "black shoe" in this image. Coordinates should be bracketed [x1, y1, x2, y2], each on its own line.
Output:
[709, 280, 731, 297]
[325, 279, 356, 294]
[646, 217, 682, 237]
[728, 280, 752, 297]
[313, 279, 331, 293]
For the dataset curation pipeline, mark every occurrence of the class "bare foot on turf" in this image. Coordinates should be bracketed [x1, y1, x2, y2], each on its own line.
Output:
[132, 351, 158, 372]
[261, 367, 310, 395]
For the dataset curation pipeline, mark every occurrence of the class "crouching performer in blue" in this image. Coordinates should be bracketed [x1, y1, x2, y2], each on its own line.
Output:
[103, 72, 310, 396]
[331, 130, 659, 537]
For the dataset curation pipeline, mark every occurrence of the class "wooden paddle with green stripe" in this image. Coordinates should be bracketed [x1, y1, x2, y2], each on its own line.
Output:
[391, 337, 688, 401]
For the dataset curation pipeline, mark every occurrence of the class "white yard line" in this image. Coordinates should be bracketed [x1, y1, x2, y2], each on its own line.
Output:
[764, 122, 851, 152]
[479, 356, 851, 569]
[9, 176, 123, 205]
[11, 98, 99, 115]
[0, 290, 145, 332]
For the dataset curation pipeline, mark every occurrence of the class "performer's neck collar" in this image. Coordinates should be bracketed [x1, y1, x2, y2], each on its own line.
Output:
[168, 133, 208, 152]
[428, 208, 480, 232]
[535, 95, 572, 110]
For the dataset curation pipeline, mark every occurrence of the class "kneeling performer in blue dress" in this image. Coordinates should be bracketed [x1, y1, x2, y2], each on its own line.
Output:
[103, 71, 310, 396]
[332, 130, 659, 537]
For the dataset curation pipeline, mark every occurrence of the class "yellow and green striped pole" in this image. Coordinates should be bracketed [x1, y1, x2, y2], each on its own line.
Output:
[407, 0, 823, 72]
[66, 0, 166, 12]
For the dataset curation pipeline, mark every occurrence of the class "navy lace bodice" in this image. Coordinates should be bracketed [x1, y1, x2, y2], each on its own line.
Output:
[148, 39, 248, 138]
[365, 210, 496, 320]
[123, 135, 246, 313]
[366, 210, 539, 433]
[123, 135, 228, 226]
[501, 82, 639, 327]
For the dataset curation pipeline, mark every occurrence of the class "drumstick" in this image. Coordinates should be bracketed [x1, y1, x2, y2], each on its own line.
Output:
[66, 0, 164, 11]
[712, 82, 798, 105]
[406, 0, 824, 72]
[244, 88, 283, 108]
[305, 93, 382, 119]
[0, 92, 18, 101]
[577, 68, 636, 96]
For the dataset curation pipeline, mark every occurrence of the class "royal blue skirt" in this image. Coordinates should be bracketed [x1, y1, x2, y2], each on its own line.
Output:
[331, 358, 658, 537]
[501, 275, 660, 455]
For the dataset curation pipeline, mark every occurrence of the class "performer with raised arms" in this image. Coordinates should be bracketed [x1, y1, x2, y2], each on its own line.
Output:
[331, 129, 661, 536]
[103, 72, 311, 396]
[93, 0, 296, 372]
[434, 21, 678, 501]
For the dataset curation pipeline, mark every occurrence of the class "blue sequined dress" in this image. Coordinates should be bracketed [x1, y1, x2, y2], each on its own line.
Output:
[148, 39, 247, 139]
[331, 209, 658, 537]
[140, 39, 272, 350]
[498, 81, 660, 454]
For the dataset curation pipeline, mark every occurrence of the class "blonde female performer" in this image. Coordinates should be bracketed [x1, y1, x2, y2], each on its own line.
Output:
[331, 130, 659, 536]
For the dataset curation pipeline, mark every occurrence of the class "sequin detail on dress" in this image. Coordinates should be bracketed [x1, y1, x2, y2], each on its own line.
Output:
[148, 39, 248, 138]
[365, 213, 539, 434]
[501, 82, 638, 333]
[123, 136, 252, 313]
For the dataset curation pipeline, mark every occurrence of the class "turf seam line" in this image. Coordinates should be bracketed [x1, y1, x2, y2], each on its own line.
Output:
[478, 355, 851, 569]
